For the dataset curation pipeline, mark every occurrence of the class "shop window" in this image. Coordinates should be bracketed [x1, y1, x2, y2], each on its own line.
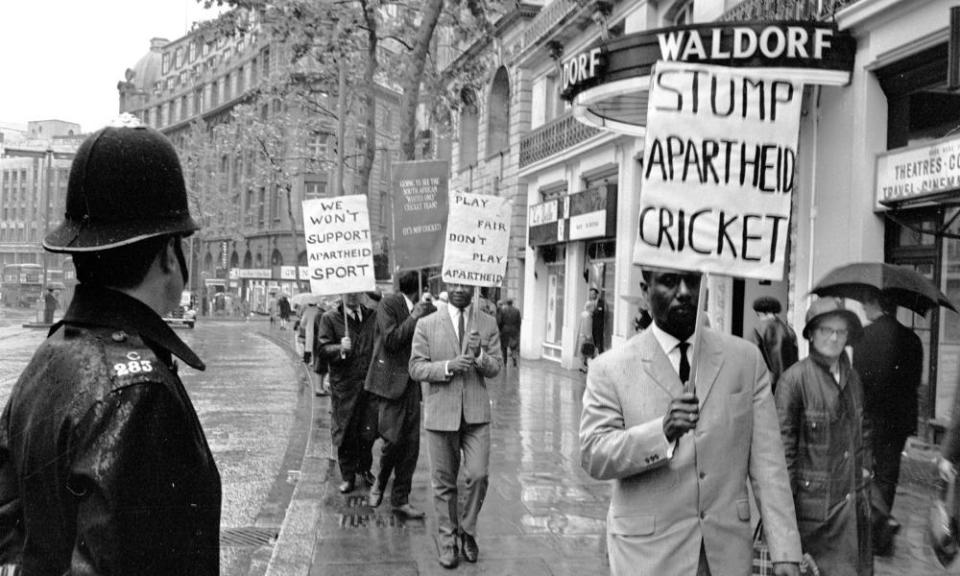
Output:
[543, 244, 566, 346]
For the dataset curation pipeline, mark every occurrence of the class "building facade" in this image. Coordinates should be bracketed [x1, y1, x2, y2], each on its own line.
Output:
[0, 121, 81, 307]
[118, 12, 398, 314]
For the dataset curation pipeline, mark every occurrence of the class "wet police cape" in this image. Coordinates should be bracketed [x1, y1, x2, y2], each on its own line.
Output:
[633, 61, 802, 282]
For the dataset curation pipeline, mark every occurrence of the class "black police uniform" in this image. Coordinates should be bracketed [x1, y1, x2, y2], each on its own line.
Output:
[0, 285, 221, 575]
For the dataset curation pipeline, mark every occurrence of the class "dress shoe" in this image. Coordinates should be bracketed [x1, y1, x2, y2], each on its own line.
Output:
[438, 545, 458, 569]
[359, 470, 376, 487]
[338, 478, 355, 494]
[393, 503, 426, 519]
[367, 486, 383, 507]
[460, 532, 479, 563]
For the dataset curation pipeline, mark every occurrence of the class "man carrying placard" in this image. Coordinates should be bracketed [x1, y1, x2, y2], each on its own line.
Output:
[409, 283, 502, 568]
[409, 190, 510, 568]
[579, 60, 804, 576]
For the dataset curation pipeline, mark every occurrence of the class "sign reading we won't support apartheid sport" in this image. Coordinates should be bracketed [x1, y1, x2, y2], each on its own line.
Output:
[441, 192, 512, 288]
[634, 61, 802, 281]
[302, 194, 376, 295]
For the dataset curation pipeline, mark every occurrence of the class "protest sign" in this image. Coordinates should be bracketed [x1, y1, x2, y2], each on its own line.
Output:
[633, 61, 802, 280]
[302, 194, 376, 295]
[441, 192, 511, 287]
[393, 160, 449, 271]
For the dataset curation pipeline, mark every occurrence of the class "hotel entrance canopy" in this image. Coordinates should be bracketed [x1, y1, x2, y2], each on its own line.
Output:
[561, 21, 857, 136]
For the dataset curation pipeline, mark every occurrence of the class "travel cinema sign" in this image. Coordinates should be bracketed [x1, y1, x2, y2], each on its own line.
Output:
[562, 21, 855, 135]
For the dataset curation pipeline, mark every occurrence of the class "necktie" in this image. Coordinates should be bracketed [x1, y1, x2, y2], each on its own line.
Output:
[353, 310, 360, 324]
[458, 309, 465, 346]
[678, 341, 690, 384]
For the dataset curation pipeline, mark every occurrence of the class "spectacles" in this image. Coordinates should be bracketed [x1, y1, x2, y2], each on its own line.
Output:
[815, 326, 848, 339]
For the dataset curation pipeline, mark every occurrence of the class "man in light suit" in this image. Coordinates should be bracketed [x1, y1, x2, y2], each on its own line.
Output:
[409, 283, 502, 569]
[579, 268, 801, 576]
[364, 271, 436, 518]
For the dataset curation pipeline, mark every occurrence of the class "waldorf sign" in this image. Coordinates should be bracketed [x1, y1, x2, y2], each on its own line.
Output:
[562, 21, 855, 136]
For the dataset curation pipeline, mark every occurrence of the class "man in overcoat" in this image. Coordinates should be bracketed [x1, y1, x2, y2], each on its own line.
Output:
[579, 267, 801, 576]
[318, 292, 377, 493]
[852, 292, 922, 553]
[409, 283, 502, 569]
[496, 298, 521, 367]
[751, 296, 799, 393]
[364, 271, 436, 517]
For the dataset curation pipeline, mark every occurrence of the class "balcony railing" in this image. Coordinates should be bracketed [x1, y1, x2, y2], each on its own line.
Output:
[720, 0, 863, 21]
[522, 0, 579, 51]
[519, 112, 601, 168]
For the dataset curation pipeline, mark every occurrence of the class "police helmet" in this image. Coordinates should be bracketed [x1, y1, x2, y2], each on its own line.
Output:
[43, 116, 199, 253]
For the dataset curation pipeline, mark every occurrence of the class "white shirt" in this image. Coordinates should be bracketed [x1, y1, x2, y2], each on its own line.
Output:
[447, 303, 471, 344]
[403, 293, 414, 314]
[649, 322, 695, 381]
[444, 303, 481, 376]
[649, 321, 695, 456]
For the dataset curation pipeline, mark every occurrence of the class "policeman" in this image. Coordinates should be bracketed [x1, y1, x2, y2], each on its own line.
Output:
[0, 116, 221, 575]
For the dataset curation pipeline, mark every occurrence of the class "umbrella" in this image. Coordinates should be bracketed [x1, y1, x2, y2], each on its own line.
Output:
[289, 292, 323, 309]
[811, 262, 957, 315]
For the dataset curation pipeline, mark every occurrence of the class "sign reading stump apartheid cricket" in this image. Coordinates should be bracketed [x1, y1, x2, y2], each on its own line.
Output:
[633, 61, 802, 281]
[442, 192, 512, 287]
[302, 194, 376, 295]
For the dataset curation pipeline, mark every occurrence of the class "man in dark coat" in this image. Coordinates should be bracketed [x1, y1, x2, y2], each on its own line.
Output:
[278, 294, 292, 329]
[364, 271, 435, 518]
[852, 292, 923, 554]
[590, 286, 607, 354]
[0, 122, 221, 575]
[751, 296, 799, 393]
[496, 298, 521, 367]
[318, 292, 378, 493]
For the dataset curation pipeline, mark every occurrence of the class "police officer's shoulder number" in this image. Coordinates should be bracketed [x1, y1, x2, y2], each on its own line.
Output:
[102, 331, 159, 381]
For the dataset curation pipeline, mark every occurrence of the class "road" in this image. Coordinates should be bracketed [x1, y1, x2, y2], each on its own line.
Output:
[0, 309, 301, 575]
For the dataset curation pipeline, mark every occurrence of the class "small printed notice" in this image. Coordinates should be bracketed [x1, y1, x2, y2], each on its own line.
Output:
[441, 192, 511, 287]
[302, 194, 376, 295]
[633, 61, 802, 280]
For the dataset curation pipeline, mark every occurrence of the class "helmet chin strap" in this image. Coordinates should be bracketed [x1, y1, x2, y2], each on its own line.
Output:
[173, 238, 189, 285]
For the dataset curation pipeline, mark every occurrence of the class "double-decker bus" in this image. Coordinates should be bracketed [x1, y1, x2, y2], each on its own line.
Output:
[1, 263, 43, 308]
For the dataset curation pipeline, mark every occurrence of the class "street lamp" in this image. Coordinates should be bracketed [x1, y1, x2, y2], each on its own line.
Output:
[41, 148, 53, 289]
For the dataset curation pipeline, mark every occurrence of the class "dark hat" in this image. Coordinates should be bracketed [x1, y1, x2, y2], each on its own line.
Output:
[752, 296, 782, 314]
[802, 298, 863, 341]
[43, 118, 199, 253]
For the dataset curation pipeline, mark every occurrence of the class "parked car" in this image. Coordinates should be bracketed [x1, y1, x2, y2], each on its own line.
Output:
[163, 291, 196, 329]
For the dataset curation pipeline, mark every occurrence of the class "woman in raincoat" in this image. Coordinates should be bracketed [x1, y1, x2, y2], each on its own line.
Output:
[775, 298, 872, 576]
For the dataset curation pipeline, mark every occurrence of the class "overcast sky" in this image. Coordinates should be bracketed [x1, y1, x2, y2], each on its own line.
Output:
[1, 0, 224, 133]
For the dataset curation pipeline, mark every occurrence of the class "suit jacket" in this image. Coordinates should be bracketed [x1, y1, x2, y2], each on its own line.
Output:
[579, 328, 801, 576]
[365, 293, 420, 400]
[409, 303, 502, 431]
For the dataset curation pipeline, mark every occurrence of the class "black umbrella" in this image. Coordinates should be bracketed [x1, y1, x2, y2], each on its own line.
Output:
[811, 262, 957, 315]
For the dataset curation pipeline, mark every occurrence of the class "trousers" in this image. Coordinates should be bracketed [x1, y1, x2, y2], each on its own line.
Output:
[426, 420, 490, 547]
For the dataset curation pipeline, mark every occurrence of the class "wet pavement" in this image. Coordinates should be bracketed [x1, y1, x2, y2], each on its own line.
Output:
[264, 335, 960, 576]
[4, 304, 960, 575]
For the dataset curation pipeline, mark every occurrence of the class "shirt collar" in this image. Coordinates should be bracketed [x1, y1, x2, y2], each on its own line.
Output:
[60, 284, 205, 371]
[650, 321, 693, 357]
[403, 293, 414, 313]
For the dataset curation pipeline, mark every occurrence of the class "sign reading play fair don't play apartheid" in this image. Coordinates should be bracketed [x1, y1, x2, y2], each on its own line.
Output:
[634, 61, 802, 280]
[441, 192, 511, 287]
[302, 194, 376, 295]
